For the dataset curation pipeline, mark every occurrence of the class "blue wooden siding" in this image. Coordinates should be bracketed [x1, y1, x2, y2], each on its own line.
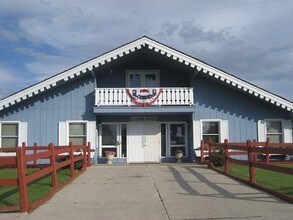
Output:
[193, 75, 291, 142]
[0, 75, 95, 146]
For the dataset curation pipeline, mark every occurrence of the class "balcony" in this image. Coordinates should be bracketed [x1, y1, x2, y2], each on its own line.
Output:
[95, 87, 194, 107]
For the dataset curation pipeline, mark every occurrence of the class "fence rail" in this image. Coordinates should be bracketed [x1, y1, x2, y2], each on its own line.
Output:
[195, 138, 293, 203]
[0, 142, 92, 212]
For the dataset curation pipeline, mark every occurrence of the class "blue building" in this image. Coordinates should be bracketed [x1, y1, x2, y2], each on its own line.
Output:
[0, 36, 292, 163]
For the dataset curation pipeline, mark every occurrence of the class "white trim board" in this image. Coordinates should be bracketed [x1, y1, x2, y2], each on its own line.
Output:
[1, 36, 292, 112]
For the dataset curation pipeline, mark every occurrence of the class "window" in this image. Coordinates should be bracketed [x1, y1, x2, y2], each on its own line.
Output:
[202, 121, 220, 144]
[193, 120, 228, 150]
[169, 123, 187, 156]
[69, 123, 86, 145]
[127, 70, 159, 87]
[258, 120, 292, 143]
[161, 124, 166, 157]
[121, 124, 127, 157]
[59, 121, 96, 149]
[101, 124, 118, 157]
[0, 122, 27, 148]
[266, 121, 283, 143]
[1, 123, 18, 148]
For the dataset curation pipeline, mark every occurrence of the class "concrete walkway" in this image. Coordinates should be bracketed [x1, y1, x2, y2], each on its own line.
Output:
[1, 164, 292, 220]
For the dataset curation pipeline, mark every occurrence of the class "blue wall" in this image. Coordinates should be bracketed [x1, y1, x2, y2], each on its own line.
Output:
[193, 75, 291, 141]
[0, 75, 95, 146]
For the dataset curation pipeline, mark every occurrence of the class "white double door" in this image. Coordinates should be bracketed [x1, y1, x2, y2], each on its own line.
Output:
[127, 123, 161, 163]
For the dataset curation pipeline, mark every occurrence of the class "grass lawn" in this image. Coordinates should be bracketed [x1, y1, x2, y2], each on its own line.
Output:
[217, 164, 293, 198]
[0, 168, 72, 207]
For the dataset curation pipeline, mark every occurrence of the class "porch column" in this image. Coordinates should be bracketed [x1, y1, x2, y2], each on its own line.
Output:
[192, 112, 201, 161]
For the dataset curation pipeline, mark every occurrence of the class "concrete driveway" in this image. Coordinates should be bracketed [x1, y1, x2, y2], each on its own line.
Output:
[2, 164, 292, 220]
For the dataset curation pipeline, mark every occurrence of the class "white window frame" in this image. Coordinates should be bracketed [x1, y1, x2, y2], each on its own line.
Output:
[258, 119, 292, 143]
[0, 121, 27, 148]
[126, 70, 160, 87]
[99, 122, 120, 158]
[200, 119, 229, 143]
[68, 122, 87, 145]
[168, 122, 188, 157]
[59, 120, 96, 147]
[201, 120, 220, 143]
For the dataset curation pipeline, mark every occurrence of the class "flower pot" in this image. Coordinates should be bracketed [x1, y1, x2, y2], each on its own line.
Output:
[175, 152, 183, 163]
[106, 154, 114, 164]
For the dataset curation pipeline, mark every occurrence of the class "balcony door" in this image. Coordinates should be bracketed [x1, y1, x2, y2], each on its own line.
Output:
[127, 123, 161, 163]
[127, 70, 159, 87]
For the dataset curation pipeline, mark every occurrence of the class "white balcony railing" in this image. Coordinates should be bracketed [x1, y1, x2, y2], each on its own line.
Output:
[95, 87, 194, 106]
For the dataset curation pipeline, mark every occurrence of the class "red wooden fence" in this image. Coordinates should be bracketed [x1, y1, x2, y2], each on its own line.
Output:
[0, 142, 92, 213]
[197, 139, 293, 203]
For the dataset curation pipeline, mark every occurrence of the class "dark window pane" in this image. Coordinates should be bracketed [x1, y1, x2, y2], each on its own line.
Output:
[2, 137, 18, 148]
[267, 134, 282, 143]
[145, 74, 157, 87]
[170, 124, 185, 145]
[161, 124, 166, 157]
[266, 121, 282, 133]
[202, 122, 219, 134]
[129, 74, 141, 87]
[203, 135, 219, 144]
[69, 137, 85, 145]
[69, 123, 86, 136]
[102, 124, 117, 145]
[121, 124, 127, 157]
[2, 124, 18, 136]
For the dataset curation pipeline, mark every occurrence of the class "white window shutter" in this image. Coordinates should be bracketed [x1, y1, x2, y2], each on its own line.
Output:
[193, 120, 201, 157]
[283, 120, 292, 143]
[220, 120, 229, 142]
[19, 122, 28, 147]
[87, 121, 96, 148]
[58, 122, 67, 145]
[257, 120, 266, 142]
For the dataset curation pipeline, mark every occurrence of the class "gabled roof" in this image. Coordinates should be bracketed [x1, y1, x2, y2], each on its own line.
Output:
[1, 36, 292, 112]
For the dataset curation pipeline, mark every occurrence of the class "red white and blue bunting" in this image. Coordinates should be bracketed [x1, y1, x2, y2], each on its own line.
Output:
[126, 88, 162, 106]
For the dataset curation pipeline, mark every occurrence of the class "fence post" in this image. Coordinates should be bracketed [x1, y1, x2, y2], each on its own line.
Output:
[247, 140, 255, 184]
[224, 139, 229, 174]
[33, 143, 38, 167]
[49, 143, 57, 188]
[265, 137, 270, 165]
[69, 142, 75, 177]
[87, 142, 92, 167]
[252, 139, 257, 162]
[17, 143, 29, 212]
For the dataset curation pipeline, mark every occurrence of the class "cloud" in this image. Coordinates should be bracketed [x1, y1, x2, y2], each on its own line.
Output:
[0, 67, 26, 98]
[14, 47, 80, 81]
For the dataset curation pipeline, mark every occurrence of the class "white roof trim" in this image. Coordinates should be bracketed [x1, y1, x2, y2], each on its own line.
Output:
[1, 36, 292, 112]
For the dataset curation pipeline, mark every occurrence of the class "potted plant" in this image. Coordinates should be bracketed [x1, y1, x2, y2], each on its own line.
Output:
[105, 151, 116, 164]
[175, 150, 183, 163]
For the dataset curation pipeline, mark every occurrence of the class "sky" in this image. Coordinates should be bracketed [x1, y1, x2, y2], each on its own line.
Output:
[0, 0, 292, 101]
